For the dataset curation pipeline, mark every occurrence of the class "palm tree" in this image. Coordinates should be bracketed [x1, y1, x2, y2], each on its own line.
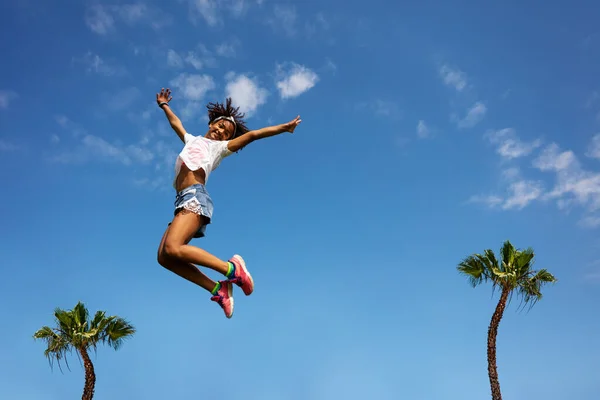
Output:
[457, 240, 556, 400]
[33, 301, 135, 400]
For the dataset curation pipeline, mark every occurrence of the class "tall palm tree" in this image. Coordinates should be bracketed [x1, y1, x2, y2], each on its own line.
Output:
[457, 240, 556, 400]
[33, 301, 135, 400]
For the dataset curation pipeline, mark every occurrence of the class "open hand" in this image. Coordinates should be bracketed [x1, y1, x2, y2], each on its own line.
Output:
[156, 88, 172, 106]
[284, 115, 302, 133]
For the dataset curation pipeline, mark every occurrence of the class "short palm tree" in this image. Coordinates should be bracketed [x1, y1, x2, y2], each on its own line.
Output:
[33, 301, 135, 400]
[457, 240, 556, 400]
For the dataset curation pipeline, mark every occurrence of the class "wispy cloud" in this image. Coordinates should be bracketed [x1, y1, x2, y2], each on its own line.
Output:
[102, 87, 141, 111]
[215, 41, 238, 58]
[51, 115, 156, 168]
[532, 143, 600, 217]
[185, 0, 255, 26]
[85, 5, 114, 35]
[439, 65, 467, 92]
[276, 63, 318, 99]
[0, 140, 18, 152]
[165, 43, 220, 70]
[85, 3, 171, 34]
[72, 52, 126, 76]
[417, 120, 431, 139]
[0, 90, 18, 109]
[485, 128, 542, 159]
[502, 180, 545, 210]
[354, 99, 402, 119]
[456, 101, 487, 129]
[468, 172, 544, 211]
[224, 73, 268, 116]
[580, 215, 600, 228]
[585, 133, 600, 159]
[267, 5, 297, 37]
[471, 139, 600, 227]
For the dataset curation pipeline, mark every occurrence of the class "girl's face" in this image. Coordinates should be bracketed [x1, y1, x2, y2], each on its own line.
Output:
[206, 119, 235, 141]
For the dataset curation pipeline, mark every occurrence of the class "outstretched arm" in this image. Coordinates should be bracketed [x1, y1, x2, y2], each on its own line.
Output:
[227, 115, 301, 152]
[156, 88, 187, 143]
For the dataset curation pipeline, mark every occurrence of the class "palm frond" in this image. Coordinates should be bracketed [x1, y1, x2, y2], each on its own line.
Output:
[33, 326, 72, 373]
[103, 317, 136, 350]
[516, 269, 557, 310]
[500, 240, 517, 272]
[515, 247, 535, 279]
[457, 255, 487, 287]
[73, 301, 90, 332]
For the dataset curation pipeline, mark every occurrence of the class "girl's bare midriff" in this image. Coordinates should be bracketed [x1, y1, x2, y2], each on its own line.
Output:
[175, 163, 206, 192]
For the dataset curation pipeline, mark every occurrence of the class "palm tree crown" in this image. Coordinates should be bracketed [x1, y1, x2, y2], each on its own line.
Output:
[457, 240, 557, 307]
[33, 301, 135, 371]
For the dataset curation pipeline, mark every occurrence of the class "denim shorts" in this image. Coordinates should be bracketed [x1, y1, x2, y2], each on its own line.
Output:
[171, 184, 214, 238]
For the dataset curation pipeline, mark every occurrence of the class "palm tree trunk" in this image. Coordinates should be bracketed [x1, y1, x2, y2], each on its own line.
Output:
[79, 347, 96, 400]
[487, 288, 509, 400]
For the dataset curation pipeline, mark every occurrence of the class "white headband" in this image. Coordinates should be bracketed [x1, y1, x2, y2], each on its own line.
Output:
[210, 116, 237, 134]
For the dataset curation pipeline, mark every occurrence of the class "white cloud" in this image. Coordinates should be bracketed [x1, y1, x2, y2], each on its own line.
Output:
[417, 120, 430, 139]
[485, 128, 542, 159]
[472, 139, 600, 228]
[51, 134, 60, 144]
[456, 102, 487, 129]
[276, 63, 319, 99]
[585, 134, 600, 159]
[169, 73, 215, 101]
[532, 143, 578, 172]
[533, 143, 600, 222]
[468, 178, 544, 211]
[73, 52, 126, 76]
[439, 65, 467, 92]
[0, 90, 18, 109]
[502, 180, 545, 210]
[225, 73, 268, 116]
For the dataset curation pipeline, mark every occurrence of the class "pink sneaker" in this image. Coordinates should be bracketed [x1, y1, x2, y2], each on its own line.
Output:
[210, 280, 234, 318]
[229, 255, 254, 296]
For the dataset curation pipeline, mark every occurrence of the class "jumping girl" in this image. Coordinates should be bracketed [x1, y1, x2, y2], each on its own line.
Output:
[155, 88, 301, 318]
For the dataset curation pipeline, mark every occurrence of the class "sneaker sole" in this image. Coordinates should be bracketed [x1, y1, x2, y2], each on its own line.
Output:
[226, 282, 234, 318]
[232, 254, 254, 295]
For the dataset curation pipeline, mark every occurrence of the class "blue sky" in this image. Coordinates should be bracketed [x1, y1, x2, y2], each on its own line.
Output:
[1, 0, 599, 399]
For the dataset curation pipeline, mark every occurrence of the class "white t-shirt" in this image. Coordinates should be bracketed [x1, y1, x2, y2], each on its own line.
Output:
[173, 132, 233, 188]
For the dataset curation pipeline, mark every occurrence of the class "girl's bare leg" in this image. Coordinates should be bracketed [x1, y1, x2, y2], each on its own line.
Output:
[160, 210, 230, 275]
[157, 227, 216, 292]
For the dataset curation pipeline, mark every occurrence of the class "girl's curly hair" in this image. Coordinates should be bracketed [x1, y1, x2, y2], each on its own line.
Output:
[205, 97, 249, 139]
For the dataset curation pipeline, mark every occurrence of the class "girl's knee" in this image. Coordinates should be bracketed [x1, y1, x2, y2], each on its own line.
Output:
[163, 241, 182, 260]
